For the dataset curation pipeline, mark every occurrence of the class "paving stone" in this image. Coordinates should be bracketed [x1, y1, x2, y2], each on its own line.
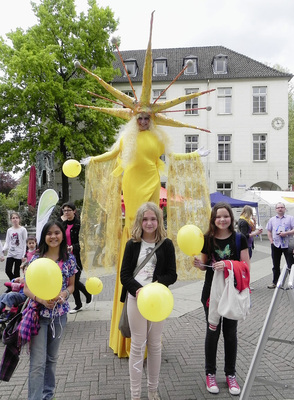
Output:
[0, 240, 294, 399]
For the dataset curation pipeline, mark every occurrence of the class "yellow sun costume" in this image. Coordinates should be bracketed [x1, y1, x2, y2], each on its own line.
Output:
[77, 12, 212, 357]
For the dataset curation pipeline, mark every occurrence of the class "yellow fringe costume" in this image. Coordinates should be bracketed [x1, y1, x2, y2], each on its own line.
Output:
[77, 12, 212, 357]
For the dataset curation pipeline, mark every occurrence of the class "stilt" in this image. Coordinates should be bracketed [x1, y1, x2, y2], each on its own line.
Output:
[240, 264, 294, 400]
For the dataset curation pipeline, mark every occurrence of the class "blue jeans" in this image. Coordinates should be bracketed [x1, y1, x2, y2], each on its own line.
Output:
[0, 292, 26, 310]
[28, 313, 67, 400]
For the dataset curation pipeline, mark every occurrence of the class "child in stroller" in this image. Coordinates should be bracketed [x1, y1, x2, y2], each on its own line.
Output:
[0, 266, 27, 338]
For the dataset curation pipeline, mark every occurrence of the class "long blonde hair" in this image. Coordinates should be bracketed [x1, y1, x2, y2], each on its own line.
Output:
[131, 202, 166, 242]
[239, 205, 255, 229]
[113, 116, 171, 169]
[240, 205, 253, 220]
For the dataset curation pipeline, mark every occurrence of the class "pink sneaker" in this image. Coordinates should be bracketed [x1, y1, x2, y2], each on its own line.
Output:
[226, 375, 240, 395]
[206, 374, 219, 394]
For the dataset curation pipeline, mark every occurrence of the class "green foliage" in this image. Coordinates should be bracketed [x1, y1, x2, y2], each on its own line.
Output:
[0, 173, 36, 232]
[0, 194, 9, 234]
[271, 65, 294, 186]
[288, 86, 294, 184]
[0, 0, 122, 201]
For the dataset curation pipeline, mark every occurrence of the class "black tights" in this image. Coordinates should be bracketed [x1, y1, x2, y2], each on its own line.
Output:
[72, 269, 91, 308]
[5, 257, 22, 280]
[204, 304, 238, 376]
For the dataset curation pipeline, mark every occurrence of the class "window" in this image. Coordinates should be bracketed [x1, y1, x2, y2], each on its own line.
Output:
[253, 134, 267, 161]
[183, 57, 197, 75]
[122, 91, 135, 108]
[253, 87, 267, 113]
[185, 135, 199, 153]
[185, 89, 199, 115]
[218, 87, 232, 114]
[123, 90, 135, 98]
[152, 89, 166, 102]
[123, 59, 138, 77]
[212, 54, 228, 74]
[153, 58, 167, 76]
[217, 182, 232, 197]
[218, 135, 231, 161]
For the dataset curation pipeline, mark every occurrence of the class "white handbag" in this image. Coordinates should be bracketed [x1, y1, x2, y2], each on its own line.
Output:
[217, 260, 250, 321]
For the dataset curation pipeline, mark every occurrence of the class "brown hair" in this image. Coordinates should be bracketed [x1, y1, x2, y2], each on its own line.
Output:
[131, 202, 166, 242]
[205, 202, 235, 258]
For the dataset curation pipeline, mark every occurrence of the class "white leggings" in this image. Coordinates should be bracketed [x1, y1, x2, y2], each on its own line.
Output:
[127, 295, 165, 399]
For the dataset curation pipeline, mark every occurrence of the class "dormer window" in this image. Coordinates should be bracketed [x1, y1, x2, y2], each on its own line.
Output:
[212, 54, 228, 74]
[183, 57, 198, 75]
[153, 58, 167, 76]
[123, 59, 138, 77]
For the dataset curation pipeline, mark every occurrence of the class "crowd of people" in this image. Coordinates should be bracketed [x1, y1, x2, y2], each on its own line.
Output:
[0, 197, 293, 398]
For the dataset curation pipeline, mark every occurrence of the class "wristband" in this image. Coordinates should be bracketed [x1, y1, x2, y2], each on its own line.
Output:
[65, 289, 70, 300]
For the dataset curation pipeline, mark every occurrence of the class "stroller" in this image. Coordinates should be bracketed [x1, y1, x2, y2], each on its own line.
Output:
[0, 303, 26, 339]
[0, 282, 27, 339]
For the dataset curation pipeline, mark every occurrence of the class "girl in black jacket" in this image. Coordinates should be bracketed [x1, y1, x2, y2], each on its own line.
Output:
[120, 202, 177, 400]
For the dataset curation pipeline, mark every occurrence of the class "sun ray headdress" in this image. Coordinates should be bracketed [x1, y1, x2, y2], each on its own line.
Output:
[75, 11, 214, 132]
[77, 11, 212, 358]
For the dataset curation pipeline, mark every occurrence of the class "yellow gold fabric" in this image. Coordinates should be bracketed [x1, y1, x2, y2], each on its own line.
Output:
[167, 152, 211, 280]
[80, 157, 122, 277]
[80, 129, 166, 357]
[78, 12, 212, 359]
[80, 146, 211, 358]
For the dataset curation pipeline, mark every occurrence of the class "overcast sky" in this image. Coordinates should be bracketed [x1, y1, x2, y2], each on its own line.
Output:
[0, 0, 293, 77]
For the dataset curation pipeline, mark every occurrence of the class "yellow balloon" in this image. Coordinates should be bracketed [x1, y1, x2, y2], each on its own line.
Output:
[26, 258, 63, 300]
[137, 283, 174, 322]
[177, 224, 204, 256]
[85, 277, 103, 295]
[62, 159, 82, 178]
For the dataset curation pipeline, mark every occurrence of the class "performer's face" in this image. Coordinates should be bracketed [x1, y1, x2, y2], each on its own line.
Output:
[137, 113, 151, 131]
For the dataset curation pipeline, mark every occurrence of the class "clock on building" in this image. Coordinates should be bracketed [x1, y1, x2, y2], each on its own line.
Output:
[271, 117, 285, 130]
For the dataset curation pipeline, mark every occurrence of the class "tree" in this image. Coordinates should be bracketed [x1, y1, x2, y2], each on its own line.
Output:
[271, 65, 294, 186]
[288, 83, 294, 184]
[0, 0, 123, 202]
[0, 171, 17, 196]
[0, 173, 32, 232]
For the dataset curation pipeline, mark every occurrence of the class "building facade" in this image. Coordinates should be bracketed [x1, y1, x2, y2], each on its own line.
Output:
[56, 45, 292, 202]
[111, 45, 292, 198]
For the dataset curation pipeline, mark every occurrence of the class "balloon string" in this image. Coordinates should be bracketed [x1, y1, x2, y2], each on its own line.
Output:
[132, 323, 153, 373]
[50, 302, 63, 339]
[200, 263, 214, 269]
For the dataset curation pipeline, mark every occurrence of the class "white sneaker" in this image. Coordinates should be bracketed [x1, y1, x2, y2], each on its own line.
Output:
[84, 295, 93, 309]
[69, 306, 83, 314]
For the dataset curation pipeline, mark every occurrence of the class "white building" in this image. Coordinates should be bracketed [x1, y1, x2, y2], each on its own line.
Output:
[111, 46, 292, 199]
[58, 45, 292, 202]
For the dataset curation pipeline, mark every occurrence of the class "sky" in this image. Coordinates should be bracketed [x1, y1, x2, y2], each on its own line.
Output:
[0, 0, 293, 76]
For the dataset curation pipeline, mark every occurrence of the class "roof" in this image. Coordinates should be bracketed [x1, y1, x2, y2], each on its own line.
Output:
[112, 45, 293, 83]
[210, 192, 258, 208]
[241, 190, 294, 207]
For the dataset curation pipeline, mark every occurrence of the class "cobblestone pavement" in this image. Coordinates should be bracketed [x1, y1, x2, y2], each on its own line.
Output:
[0, 239, 294, 399]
